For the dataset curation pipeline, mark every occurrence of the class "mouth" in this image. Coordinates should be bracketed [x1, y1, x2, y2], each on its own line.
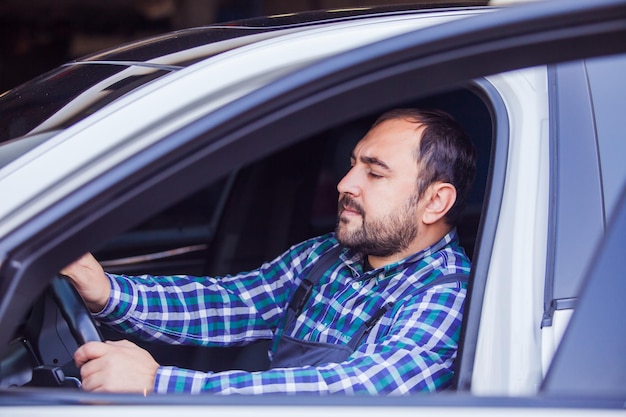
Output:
[341, 205, 361, 217]
[338, 195, 364, 218]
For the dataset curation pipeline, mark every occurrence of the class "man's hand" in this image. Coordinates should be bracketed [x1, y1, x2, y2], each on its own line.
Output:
[75, 340, 160, 393]
[61, 253, 110, 313]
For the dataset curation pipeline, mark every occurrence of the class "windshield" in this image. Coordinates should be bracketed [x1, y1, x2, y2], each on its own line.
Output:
[0, 26, 287, 146]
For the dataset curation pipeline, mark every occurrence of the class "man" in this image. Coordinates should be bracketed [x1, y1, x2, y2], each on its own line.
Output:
[62, 108, 477, 395]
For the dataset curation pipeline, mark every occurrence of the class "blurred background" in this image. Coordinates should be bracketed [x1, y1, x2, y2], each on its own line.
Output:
[0, 0, 493, 93]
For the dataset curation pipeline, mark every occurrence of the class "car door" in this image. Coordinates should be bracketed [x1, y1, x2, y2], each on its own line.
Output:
[541, 182, 626, 397]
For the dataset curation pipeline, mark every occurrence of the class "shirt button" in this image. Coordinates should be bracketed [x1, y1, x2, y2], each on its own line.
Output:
[352, 282, 361, 290]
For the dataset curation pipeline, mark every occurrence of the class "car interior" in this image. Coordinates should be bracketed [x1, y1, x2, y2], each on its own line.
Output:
[1, 84, 494, 388]
[97, 85, 493, 376]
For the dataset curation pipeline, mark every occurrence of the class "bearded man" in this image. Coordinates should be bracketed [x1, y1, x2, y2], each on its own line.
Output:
[62, 108, 477, 395]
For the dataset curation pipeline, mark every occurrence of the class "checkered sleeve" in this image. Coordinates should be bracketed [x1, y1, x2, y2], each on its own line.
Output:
[94, 237, 326, 346]
[154, 284, 466, 395]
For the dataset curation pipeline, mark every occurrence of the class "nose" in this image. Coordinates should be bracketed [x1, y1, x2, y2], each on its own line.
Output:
[337, 166, 360, 197]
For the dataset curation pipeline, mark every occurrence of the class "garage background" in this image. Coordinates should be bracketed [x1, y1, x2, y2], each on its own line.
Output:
[0, 0, 493, 93]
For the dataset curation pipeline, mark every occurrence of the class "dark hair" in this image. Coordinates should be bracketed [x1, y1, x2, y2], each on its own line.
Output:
[372, 108, 477, 225]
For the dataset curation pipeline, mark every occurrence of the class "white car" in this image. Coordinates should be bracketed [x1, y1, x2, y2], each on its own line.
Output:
[0, 0, 624, 415]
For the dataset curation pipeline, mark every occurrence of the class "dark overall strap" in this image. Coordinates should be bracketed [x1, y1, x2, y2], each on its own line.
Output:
[280, 247, 469, 354]
[283, 245, 344, 330]
[347, 272, 470, 350]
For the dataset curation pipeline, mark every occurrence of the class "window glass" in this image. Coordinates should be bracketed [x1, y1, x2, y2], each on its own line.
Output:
[586, 53, 626, 222]
[0, 28, 288, 145]
[0, 66, 171, 144]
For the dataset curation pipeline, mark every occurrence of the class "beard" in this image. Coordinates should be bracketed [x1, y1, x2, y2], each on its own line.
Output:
[335, 193, 419, 257]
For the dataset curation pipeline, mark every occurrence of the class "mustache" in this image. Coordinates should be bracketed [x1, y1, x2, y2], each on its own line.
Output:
[338, 194, 365, 217]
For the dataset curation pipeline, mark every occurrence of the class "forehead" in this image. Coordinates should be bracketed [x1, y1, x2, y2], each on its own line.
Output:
[353, 118, 424, 168]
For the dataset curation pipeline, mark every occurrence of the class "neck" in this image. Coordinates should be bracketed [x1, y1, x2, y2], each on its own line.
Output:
[367, 224, 452, 269]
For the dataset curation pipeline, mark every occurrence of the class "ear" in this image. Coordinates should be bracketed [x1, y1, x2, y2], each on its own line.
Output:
[421, 182, 457, 225]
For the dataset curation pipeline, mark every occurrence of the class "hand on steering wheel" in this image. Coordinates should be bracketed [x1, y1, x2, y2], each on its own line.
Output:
[51, 274, 104, 345]
[27, 275, 104, 388]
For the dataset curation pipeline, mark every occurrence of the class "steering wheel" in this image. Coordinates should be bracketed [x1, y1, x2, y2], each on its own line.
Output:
[50, 275, 104, 345]
[30, 275, 103, 388]
[0, 275, 103, 388]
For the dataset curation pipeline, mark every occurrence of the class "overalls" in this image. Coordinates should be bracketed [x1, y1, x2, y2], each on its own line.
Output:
[269, 246, 468, 368]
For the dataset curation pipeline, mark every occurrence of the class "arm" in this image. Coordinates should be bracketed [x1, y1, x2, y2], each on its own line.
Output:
[155, 285, 466, 395]
[96, 265, 289, 346]
[61, 253, 111, 313]
[62, 236, 333, 347]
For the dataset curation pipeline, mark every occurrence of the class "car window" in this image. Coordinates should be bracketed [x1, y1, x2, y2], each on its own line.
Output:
[587, 53, 626, 222]
[0, 66, 172, 144]
[96, 86, 492, 273]
[0, 28, 307, 145]
[544, 52, 626, 323]
[90, 86, 493, 373]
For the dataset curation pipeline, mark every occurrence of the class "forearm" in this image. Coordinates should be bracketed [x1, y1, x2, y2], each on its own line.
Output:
[95, 272, 278, 346]
[94, 236, 332, 346]
[154, 344, 457, 395]
[153, 290, 465, 395]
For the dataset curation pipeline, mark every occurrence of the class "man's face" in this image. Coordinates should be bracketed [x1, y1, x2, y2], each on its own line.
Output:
[335, 118, 425, 257]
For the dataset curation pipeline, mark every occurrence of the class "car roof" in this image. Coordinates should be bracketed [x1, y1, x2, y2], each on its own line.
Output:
[0, 6, 488, 148]
[79, 3, 488, 64]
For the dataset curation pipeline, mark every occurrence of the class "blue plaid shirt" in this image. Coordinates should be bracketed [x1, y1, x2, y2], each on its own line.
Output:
[96, 229, 470, 395]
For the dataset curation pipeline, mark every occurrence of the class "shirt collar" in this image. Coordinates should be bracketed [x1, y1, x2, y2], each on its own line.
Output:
[337, 228, 459, 276]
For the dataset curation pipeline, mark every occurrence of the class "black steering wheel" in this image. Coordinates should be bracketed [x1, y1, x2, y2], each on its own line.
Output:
[29, 275, 103, 388]
[50, 275, 104, 345]
[0, 276, 103, 388]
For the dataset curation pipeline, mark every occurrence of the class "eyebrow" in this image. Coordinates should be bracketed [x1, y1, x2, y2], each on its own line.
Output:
[351, 153, 392, 172]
